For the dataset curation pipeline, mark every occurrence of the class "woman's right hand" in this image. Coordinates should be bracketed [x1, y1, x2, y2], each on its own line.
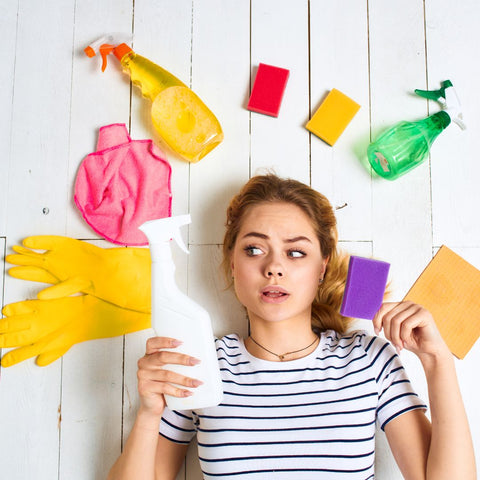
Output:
[136, 337, 203, 417]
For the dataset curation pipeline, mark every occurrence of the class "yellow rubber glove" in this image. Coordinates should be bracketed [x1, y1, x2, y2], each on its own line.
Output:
[0, 295, 151, 367]
[6, 236, 151, 313]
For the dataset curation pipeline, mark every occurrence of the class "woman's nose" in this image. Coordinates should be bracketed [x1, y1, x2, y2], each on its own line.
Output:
[267, 270, 283, 277]
[264, 255, 284, 278]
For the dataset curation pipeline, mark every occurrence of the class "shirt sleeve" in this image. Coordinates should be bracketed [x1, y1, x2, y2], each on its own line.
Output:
[364, 335, 428, 431]
[159, 407, 197, 444]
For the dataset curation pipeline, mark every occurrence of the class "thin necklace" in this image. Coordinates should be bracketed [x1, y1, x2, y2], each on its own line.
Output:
[248, 335, 319, 361]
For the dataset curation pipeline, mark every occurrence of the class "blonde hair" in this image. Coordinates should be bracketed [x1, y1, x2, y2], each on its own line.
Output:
[222, 174, 352, 334]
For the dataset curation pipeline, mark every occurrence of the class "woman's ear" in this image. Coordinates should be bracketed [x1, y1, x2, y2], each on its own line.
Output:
[321, 256, 329, 278]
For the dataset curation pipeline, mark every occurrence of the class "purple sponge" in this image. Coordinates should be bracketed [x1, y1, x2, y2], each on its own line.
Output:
[340, 256, 390, 320]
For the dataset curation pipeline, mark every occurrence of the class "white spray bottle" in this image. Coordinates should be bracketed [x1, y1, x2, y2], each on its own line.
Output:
[139, 214, 223, 410]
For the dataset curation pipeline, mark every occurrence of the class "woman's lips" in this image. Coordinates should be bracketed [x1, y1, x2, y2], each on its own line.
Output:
[261, 286, 289, 303]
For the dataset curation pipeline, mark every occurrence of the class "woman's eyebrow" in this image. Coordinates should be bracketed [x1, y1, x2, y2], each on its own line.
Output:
[285, 236, 312, 244]
[241, 232, 312, 244]
[241, 232, 269, 240]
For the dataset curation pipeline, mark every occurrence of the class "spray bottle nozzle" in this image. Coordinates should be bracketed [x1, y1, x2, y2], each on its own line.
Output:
[415, 80, 466, 130]
[84, 33, 132, 72]
[139, 215, 191, 259]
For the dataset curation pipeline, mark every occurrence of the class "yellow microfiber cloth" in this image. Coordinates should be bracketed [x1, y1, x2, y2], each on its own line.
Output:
[306, 88, 360, 146]
[404, 245, 480, 359]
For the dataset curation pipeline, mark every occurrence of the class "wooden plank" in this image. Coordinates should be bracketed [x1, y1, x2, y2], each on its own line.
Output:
[188, 0, 251, 245]
[186, 244, 249, 478]
[6, 1, 75, 241]
[0, 236, 5, 315]
[0, 1, 18, 234]
[446, 247, 480, 467]
[0, 1, 76, 478]
[369, 0, 432, 297]
[122, 2, 194, 479]
[128, 0, 192, 220]
[57, 2, 133, 478]
[188, 245, 248, 340]
[250, 0, 310, 183]
[368, 1, 431, 478]
[425, 0, 480, 247]
[57, 240, 125, 479]
[66, 0, 134, 239]
[309, 0, 371, 242]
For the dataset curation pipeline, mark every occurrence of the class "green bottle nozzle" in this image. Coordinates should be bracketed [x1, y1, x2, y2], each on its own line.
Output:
[415, 80, 466, 130]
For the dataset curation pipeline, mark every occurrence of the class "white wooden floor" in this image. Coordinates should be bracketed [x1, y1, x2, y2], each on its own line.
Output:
[1, 1, 479, 478]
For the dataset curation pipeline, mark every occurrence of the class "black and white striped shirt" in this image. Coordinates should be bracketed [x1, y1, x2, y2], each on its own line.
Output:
[160, 330, 426, 479]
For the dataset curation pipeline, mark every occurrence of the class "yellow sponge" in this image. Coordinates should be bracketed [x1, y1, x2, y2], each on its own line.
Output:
[306, 89, 360, 146]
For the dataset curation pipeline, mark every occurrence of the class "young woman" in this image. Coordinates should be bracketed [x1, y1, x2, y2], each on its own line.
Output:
[108, 174, 476, 480]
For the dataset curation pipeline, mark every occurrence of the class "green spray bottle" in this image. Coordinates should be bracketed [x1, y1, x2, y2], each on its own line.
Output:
[367, 80, 465, 180]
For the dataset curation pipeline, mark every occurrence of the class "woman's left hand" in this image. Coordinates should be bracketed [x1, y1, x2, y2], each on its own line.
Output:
[373, 301, 449, 359]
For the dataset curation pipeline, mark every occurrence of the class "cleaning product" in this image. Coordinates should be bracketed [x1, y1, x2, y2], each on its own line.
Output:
[85, 35, 224, 163]
[139, 215, 223, 410]
[74, 123, 172, 246]
[367, 80, 465, 180]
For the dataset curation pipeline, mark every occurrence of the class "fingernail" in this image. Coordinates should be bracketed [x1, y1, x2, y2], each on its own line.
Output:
[374, 327, 380, 336]
[189, 357, 201, 366]
[171, 339, 183, 347]
[395, 345, 402, 355]
[192, 379, 204, 388]
[183, 390, 193, 397]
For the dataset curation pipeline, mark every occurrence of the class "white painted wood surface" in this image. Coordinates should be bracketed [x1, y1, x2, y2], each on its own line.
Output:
[1, 1, 479, 478]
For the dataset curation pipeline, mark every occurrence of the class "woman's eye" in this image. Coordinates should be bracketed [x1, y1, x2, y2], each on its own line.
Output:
[244, 246, 263, 256]
[288, 249, 306, 258]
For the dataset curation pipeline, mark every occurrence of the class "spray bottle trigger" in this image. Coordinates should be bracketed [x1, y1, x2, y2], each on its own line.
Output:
[99, 44, 115, 72]
[172, 214, 191, 254]
[414, 80, 453, 103]
[173, 231, 189, 254]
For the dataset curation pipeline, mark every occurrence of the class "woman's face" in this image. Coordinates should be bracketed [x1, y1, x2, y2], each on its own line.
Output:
[231, 201, 328, 326]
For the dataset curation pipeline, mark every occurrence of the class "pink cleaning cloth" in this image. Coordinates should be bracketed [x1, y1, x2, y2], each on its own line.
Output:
[74, 124, 172, 246]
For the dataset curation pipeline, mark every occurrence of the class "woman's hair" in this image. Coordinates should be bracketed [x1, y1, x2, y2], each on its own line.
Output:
[222, 174, 353, 334]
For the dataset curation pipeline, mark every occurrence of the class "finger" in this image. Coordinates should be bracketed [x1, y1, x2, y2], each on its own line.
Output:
[2, 300, 36, 317]
[391, 303, 422, 347]
[37, 277, 92, 299]
[11, 245, 41, 256]
[1, 343, 43, 367]
[138, 368, 203, 390]
[141, 350, 201, 369]
[0, 328, 42, 347]
[36, 345, 71, 366]
[1, 329, 71, 366]
[372, 302, 399, 335]
[8, 266, 59, 284]
[138, 378, 194, 399]
[0, 314, 32, 334]
[145, 336, 183, 354]
[23, 235, 71, 251]
[383, 303, 421, 351]
[6, 252, 45, 268]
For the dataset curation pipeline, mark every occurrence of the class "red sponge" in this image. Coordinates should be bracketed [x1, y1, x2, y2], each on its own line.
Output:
[247, 63, 290, 117]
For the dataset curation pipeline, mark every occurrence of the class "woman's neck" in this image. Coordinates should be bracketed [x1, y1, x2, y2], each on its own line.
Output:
[246, 317, 319, 362]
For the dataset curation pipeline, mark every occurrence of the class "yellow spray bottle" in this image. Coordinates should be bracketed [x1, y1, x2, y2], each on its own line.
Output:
[85, 35, 224, 163]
